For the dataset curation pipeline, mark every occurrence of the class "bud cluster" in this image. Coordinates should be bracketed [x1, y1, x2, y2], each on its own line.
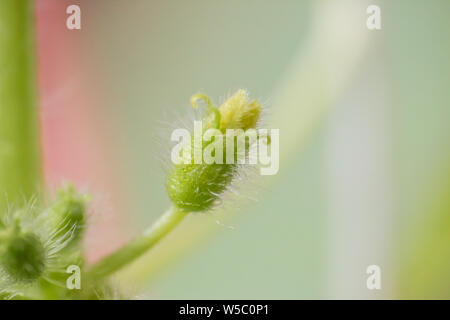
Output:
[0, 185, 88, 297]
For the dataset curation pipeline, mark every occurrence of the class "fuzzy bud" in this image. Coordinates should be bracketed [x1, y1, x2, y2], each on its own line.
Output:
[166, 90, 261, 212]
[48, 185, 88, 247]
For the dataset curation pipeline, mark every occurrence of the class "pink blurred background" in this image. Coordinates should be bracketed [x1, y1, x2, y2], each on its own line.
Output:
[35, 0, 126, 261]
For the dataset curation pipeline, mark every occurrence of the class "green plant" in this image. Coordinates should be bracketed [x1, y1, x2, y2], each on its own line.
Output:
[0, 90, 261, 299]
[0, 1, 262, 297]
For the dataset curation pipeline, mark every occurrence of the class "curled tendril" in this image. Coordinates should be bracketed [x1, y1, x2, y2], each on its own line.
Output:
[190, 93, 221, 130]
[190, 93, 213, 110]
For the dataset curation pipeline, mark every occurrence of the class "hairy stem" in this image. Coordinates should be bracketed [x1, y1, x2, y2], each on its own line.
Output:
[88, 206, 187, 280]
[0, 0, 41, 213]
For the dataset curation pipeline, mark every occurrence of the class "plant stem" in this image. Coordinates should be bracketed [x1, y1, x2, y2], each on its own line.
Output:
[0, 0, 41, 213]
[88, 206, 187, 280]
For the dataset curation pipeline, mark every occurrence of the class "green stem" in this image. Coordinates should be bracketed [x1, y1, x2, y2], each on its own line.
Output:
[88, 206, 187, 280]
[0, 0, 41, 213]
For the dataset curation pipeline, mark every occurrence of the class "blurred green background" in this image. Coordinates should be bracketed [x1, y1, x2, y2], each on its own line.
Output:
[44, 0, 450, 298]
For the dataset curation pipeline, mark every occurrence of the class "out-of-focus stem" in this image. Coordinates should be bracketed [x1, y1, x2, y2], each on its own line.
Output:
[0, 0, 41, 213]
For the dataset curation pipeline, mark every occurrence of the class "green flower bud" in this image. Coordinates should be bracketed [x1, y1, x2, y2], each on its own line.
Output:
[1, 231, 45, 282]
[166, 90, 261, 212]
[48, 185, 88, 247]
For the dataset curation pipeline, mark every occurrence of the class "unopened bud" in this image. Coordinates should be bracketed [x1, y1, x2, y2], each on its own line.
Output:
[1, 231, 46, 282]
[166, 90, 261, 212]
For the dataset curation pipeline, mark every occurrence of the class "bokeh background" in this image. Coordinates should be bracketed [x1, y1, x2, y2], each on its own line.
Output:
[34, 0, 449, 299]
